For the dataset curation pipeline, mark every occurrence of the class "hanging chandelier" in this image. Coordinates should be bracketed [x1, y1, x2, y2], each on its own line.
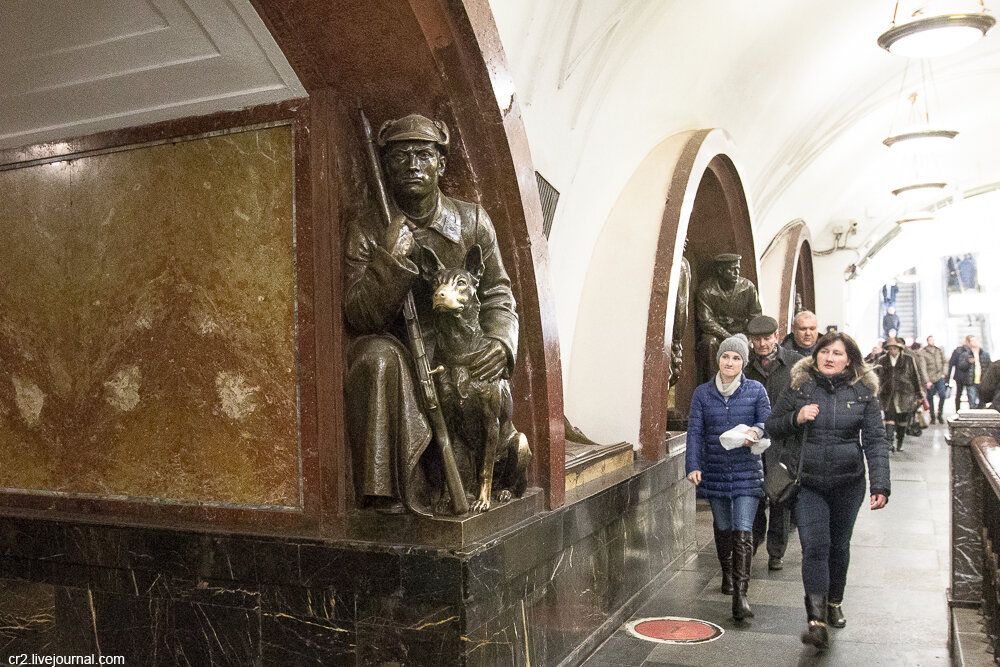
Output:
[895, 213, 936, 224]
[884, 60, 956, 199]
[891, 182, 948, 207]
[883, 62, 959, 151]
[878, 2, 996, 57]
[883, 128, 958, 149]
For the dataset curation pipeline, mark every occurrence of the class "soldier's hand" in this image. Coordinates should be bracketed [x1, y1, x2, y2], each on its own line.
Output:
[385, 215, 414, 258]
[470, 339, 507, 382]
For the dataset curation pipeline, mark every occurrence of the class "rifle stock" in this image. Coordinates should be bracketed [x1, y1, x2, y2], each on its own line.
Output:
[360, 110, 469, 515]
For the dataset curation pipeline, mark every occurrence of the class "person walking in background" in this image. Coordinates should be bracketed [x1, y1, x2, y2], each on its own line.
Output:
[958, 253, 978, 291]
[882, 306, 900, 340]
[782, 310, 819, 356]
[686, 334, 771, 621]
[881, 281, 897, 307]
[746, 315, 802, 572]
[765, 332, 890, 650]
[919, 335, 948, 423]
[865, 340, 885, 365]
[980, 359, 1000, 409]
[876, 337, 924, 452]
[909, 341, 929, 387]
[951, 335, 992, 410]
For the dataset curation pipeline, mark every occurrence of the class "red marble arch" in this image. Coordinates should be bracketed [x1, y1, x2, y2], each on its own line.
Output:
[763, 219, 816, 333]
[795, 238, 817, 320]
[639, 130, 757, 460]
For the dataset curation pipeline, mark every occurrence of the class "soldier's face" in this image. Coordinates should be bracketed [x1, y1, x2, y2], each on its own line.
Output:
[384, 140, 445, 199]
[719, 262, 740, 286]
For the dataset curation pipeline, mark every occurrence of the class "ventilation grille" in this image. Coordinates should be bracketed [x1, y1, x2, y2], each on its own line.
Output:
[535, 171, 560, 238]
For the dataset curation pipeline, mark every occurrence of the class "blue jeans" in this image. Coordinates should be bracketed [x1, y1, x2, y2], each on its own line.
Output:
[709, 495, 760, 532]
[926, 378, 947, 416]
[956, 383, 980, 410]
[796, 477, 866, 601]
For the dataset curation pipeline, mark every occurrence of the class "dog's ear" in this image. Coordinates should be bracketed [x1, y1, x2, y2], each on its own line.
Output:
[464, 244, 484, 281]
[419, 246, 445, 279]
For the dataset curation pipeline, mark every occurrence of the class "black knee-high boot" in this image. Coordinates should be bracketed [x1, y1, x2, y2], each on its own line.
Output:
[713, 526, 734, 595]
[895, 424, 906, 451]
[802, 594, 829, 648]
[827, 597, 846, 628]
[732, 531, 754, 620]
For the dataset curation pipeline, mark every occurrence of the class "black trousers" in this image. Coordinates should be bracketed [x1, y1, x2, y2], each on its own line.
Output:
[752, 497, 792, 558]
[796, 477, 866, 601]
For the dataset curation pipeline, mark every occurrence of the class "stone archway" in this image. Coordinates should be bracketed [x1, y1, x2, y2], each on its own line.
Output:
[568, 129, 756, 460]
[759, 219, 816, 334]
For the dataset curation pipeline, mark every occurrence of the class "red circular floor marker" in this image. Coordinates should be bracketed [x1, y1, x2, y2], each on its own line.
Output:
[626, 616, 724, 644]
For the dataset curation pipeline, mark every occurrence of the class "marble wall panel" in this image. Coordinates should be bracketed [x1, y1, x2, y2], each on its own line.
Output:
[0, 126, 299, 507]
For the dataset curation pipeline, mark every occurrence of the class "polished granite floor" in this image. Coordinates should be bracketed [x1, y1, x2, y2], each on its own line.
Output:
[582, 419, 953, 666]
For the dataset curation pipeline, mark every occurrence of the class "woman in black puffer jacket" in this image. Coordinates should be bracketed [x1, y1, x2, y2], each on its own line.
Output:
[766, 332, 890, 651]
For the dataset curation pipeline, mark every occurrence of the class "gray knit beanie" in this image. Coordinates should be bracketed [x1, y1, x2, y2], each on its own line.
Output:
[717, 333, 749, 365]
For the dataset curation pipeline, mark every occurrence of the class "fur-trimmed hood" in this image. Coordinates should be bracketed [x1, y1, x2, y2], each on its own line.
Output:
[789, 356, 879, 393]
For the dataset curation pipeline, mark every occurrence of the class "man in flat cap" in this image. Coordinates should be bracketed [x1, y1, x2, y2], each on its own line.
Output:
[695, 253, 762, 376]
[343, 114, 519, 515]
[745, 314, 803, 570]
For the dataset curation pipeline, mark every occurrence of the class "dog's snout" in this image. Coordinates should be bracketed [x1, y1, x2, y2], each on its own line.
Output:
[433, 283, 463, 311]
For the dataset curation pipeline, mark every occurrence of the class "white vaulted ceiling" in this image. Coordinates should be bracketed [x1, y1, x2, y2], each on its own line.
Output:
[0, 0, 305, 149]
[490, 0, 1000, 370]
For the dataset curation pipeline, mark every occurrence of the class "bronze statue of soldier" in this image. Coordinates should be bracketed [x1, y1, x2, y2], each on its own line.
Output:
[695, 253, 762, 375]
[343, 114, 524, 516]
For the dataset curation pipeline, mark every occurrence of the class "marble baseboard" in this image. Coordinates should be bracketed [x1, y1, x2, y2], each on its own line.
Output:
[0, 451, 695, 665]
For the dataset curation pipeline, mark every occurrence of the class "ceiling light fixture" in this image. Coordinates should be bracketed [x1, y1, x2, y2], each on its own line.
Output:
[895, 213, 936, 224]
[891, 181, 948, 206]
[883, 63, 959, 152]
[878, 2, 996, 58]
[883, 128, 959, 148]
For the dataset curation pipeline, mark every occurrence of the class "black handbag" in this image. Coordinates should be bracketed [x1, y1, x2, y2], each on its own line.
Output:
[764, 426, 807, 504]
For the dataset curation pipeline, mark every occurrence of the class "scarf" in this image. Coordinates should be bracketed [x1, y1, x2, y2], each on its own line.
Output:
[715, 373, 741, 399]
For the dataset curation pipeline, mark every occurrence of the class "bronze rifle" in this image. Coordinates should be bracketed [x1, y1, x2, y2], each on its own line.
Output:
[359, 110, 469, 515]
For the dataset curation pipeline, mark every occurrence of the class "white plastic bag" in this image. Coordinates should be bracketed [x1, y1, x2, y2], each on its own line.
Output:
[719, 425, 770, 455]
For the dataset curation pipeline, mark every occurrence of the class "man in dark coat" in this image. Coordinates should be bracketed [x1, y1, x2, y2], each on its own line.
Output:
[343, 114, 518, 515]
[882, 306, 901, 339]
[746, 315, 803, 570]
[781, 310, 819, 356]
[950, 335, 992, 410]
[980, 360, 1000, 409]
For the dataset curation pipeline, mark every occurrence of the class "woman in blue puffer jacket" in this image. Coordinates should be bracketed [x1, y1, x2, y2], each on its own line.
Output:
[686, 334, 771, 622]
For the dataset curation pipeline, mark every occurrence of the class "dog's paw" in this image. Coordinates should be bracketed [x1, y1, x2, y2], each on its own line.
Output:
[494, 489, 512, 503]
[470, 499, 490, 513]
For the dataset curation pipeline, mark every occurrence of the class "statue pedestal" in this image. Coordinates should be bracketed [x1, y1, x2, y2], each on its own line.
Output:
[0, 447, 695, 665]
[346, 488, 545, 547]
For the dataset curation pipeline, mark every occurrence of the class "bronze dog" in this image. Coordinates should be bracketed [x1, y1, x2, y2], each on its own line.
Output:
[419, 245, 530, 512]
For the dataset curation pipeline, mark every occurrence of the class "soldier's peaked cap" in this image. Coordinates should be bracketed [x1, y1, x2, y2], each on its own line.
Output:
[714, 253, 742, 263]
[377, 114, 450, 153]
[747, 315, 779, 336]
